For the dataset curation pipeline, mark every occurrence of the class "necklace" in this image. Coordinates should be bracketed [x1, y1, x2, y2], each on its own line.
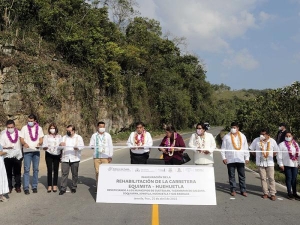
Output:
[96, 133, 106, 156]
[196, 133, 205, 149]
[27, 123, 39, 141]
[285, 140, 299, 161]
[165, 133, 177, 156]
[134, 131, 146, 146]
[6, 128, 18, 143]
[230, 132, 242, 150]
[259, 140, 270, 158]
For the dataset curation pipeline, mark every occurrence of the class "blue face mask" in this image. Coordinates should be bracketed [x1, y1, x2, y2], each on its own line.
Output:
[285, 137, 292, 142]
[28, 122, 34, 127]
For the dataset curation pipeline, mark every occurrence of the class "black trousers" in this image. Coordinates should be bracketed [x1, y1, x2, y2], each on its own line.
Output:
[130, 151, 149, 164]
[165, 158, 182, 165]
[4, 157, 22, 189]
[45, 152, 60, 186]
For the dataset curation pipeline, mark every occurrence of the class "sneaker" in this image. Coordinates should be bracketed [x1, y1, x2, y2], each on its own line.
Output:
[24, 190, 30, 195]
[270, 195, 276, 201]
[71, 189, 76, 193]
[15, 188, 21, 193]
[293, 194, 300, 200]
[59, 190, 66, 195]
[32, 189, 38, 193]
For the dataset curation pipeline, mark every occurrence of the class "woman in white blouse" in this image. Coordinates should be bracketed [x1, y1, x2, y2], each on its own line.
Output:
[277, 131, 300, 200]
[189, 123, 216, 166]
[43, 123, 62, 193]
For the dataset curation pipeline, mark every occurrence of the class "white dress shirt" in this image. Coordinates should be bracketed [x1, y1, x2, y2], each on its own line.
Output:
[189, 132, 216, 165]
[43, 134, 62, 155]
[127, 131, 153, 154]
[221, 132, 249, 164]
[277, 141, 300, 167]
[60, 134, 84, 162]
[253, 138, 278, 167]
[20, 125, 44, 148]
[0, 130, 22, 159]
[89, 132, 113, 158]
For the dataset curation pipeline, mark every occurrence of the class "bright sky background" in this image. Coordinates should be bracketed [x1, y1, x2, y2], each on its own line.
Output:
[135, 0, 300, 90]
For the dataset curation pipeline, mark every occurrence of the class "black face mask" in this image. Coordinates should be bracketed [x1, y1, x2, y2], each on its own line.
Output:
[67, 131, 72, 136]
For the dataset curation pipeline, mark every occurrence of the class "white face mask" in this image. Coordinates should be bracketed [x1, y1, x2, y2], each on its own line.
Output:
[260, 135, 265, 141]
[28, 122, 35, 127]
[7, 128, 15, 134]
[99, 128, 105, 133]
[285, 137, 292, 142]
[196, 129, 203, 135]
[50, 129, 56, 134]
[231, 128, 237, 134]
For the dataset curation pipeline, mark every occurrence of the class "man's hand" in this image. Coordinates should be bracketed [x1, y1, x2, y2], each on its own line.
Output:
[245, 160, 249, 164]
[0, 152, 7, 156]
[108, 158, 112, 163]
[23, 143, 29, 148]
[280, 166, 284, 171]
[43, 147, 48, 150]
[223, 159, 227, 165]
[60, 142, 66, 146]
[203, 150, 210, 155]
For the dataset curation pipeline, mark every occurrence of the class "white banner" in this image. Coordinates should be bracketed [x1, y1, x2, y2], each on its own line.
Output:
[96, 164, 217, 205]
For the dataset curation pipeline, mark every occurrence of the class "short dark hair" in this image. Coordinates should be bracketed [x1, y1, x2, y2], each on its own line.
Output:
[285, 130, 293, 136]
[48, 123, 58, 134]
[67, 125, 75, 131]
[28, 114, 37, 121]
[97, 121, 105, 126]
[136, 122, 145, 127]
[196, 122, 208, 131]
[279, 122, 287, 128]
[165, 125, 176, 133]
[260, 128, 270, 135]
[6, 120, 15, 126]
[231, 122, 239, 127]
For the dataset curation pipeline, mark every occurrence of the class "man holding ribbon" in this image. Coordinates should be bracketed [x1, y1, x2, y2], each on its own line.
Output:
[89, 121, 113, 186]
[127, 122, 153, 164]
[0, 120, 23, 193]
[221, 122, 249, 197]
[20, 114, 44, 195]
[253, 128, 278, 201]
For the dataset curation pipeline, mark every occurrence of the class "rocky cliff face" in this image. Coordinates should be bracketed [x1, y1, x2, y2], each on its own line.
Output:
[0, 43, 133, 138]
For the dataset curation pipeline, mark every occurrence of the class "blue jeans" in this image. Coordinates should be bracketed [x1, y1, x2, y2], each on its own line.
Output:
[284, 166, 298, 195]
[23, 152, 40, 190]
[227, 163, 246, 193]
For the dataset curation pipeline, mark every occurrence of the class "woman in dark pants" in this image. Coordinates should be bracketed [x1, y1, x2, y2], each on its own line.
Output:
[159, 126, 185, 165]
[43, 123, 62, 193]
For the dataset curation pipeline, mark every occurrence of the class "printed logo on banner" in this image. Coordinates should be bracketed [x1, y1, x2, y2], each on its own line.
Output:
[177, 168, 182, 172]
[157, 168, 166, 172]
[107, 167, 132, 172]
[168, 168, 173, 172]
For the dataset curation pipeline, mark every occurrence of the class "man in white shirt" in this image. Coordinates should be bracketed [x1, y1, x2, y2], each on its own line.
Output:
[20, 114, 44, 195]
[59, 125, 84, 195]
[89, 121, 113, 185]
[0, 120, 23, 193]
[221, 122, 249, 197]
[252, 128, 278, 201]
[127, 122, 153, 164]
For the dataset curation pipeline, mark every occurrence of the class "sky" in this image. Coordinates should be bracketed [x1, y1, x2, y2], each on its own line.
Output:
[134, 0, 300, 90]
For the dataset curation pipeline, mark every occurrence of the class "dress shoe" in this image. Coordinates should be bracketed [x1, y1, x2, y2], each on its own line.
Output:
[293, 194, 300, 200]
[71, 189, 76, 193]
[241, 192, 248, 197]
[287, 194, 295, 200]
[262, 194, 268, 199]
[53, 186, 58, 193]
[230, 191, 236, 196]
[47, 190, 51, 193]
[53, 190, 57, 193]
[24, 190, 30, 195]
[9, 188, 12, 194]
[59, 190, 66, 195]
[32, 189, 38, 193]
[15, 188, 21, 193]
[270, 195, 276, 201]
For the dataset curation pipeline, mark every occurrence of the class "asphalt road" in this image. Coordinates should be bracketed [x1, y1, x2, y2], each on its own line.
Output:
[1, 127, 299, 225]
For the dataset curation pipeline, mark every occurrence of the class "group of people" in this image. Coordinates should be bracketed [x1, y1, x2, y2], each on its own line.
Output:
[0, 115, 299, 203]
[221, 122, 299, 201]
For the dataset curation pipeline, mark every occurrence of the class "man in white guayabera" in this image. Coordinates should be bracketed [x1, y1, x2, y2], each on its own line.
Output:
[89, 121, 113, 187]
[20, 114, 44, 195]
[59, 125, 84, 195]
[221, 122, 249, 197]
[127, 122, 153, 164]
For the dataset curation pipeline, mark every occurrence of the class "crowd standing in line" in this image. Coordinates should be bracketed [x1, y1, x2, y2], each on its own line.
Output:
[0, 115, 299, 203]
